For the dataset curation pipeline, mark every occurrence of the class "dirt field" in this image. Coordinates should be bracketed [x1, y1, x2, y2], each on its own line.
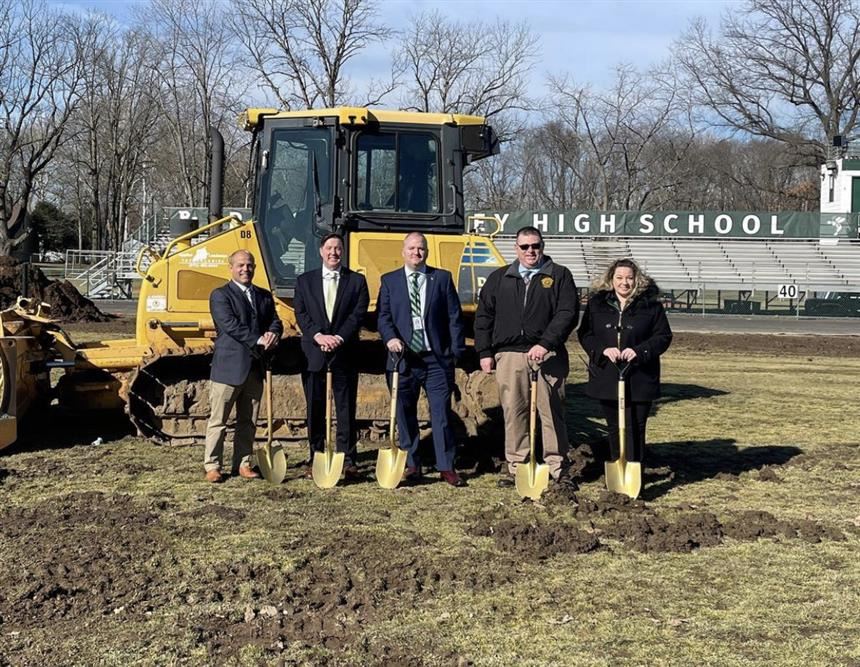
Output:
[1, 328, 858, 666]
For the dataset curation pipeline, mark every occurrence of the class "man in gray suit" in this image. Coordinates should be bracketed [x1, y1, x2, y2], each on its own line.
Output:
[203, 249, 283, 483]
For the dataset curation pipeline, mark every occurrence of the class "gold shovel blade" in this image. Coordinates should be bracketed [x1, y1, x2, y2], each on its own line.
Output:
[312, 450, 345, 489]
[515, 461, 550, 500]
[375, 446, 408, 489]
[604, 459, 642, 499]
[257, 445, 287, 485]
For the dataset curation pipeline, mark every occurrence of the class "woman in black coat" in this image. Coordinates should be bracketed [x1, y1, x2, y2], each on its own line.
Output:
[577, 258, 672, 463]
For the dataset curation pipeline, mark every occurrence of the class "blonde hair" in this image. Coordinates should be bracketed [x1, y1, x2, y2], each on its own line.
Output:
[591, 258, 653, 299]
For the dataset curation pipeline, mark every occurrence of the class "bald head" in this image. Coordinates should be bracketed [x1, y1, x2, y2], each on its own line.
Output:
[229, 249, 256, 286]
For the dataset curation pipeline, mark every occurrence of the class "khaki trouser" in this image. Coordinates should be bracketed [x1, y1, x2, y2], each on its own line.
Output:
[203, 369, 263, 472]
[495, 350, 569, 479]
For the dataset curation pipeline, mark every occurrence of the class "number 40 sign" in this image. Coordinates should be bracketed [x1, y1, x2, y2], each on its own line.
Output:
[777, 284, 799, 299]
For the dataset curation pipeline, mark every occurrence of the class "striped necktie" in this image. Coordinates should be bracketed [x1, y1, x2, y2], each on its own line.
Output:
[409, 272, 425, 352]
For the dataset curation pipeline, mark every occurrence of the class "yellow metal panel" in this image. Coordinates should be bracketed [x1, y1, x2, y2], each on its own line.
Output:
[136, 220, 273, 347]
[437, 240, 466, 289]
[240, 107, 486, 130]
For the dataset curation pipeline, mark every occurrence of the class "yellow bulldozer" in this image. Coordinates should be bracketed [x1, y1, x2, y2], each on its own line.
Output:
[0, 107, 507, 452]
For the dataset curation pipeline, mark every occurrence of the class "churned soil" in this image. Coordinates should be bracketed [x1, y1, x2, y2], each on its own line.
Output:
[670, 331, 860, 357]
[0, 256, 109, 322]
[0, 330, 854, 664]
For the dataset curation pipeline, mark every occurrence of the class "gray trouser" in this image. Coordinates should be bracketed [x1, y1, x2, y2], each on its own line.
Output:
[495, 350, 569, 479]
[203, 369, 263, 472]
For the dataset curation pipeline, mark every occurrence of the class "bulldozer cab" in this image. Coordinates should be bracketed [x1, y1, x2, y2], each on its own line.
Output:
[245, 108, 499, 296]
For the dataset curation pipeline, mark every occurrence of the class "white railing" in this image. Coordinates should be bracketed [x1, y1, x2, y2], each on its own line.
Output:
[65, 249, 139, 298]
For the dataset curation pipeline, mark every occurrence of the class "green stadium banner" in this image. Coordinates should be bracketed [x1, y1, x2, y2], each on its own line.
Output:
[467, 210, 860, 239]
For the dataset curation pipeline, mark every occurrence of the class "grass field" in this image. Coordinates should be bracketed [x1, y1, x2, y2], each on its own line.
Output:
[0, 330, 858, 666]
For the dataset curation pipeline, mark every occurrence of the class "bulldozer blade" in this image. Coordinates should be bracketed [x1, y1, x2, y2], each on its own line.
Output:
[375, 446, 408, 489]
[312, 450, 345, 489]
[515, 460, 550, 501]
[604, 459, 642, 499]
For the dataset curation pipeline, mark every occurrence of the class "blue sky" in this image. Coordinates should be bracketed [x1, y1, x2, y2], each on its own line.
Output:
[53, 0, 737, 96]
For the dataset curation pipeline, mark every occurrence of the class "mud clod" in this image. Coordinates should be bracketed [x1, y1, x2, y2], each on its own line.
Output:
[0, 256, 109, 322]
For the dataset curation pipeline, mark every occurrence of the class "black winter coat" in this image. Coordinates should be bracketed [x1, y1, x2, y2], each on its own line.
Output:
[577, 284, 672, 401]
[475, 256, 579, 357]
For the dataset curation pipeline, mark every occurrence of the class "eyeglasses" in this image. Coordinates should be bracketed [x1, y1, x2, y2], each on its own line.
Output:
[517, 243, 542, 251]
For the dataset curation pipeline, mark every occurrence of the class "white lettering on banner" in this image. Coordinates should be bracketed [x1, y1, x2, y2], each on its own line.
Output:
[770, 215, 785, 235]
[639, 214, 654, 234]
[471, 210, 835, 237]
[179, 209, 191, 220]
[600, 214, 616, 234]
[663, 214, 678, 234]
[742, 215, 760, 234]
[689, 214, 705, 234]
[715, 214, 732, 234]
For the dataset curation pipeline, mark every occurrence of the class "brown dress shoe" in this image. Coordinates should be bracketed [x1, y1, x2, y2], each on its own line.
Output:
[302, 465, 314, 479]
[205, 469, 224, 484]
[238, 465, 260, 479]
[440, 470, 466, 487]
[402, 466, 422, 483]
[343, 465, 361, 481]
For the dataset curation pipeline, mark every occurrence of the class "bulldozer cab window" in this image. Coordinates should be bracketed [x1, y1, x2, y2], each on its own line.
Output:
[260, 128, 332, 284]
[355, 132, 439, 213]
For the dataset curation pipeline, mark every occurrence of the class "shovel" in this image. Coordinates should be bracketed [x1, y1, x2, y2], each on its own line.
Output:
[604, 359, 641, 499]
[375, 350, 408, 489]
[312, 356, 344, 488]
[256, 368, 287, 485]
[515, 365, 550, 500]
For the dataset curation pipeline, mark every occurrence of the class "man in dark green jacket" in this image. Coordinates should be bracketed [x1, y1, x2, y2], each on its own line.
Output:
[475, 226, 579, 483]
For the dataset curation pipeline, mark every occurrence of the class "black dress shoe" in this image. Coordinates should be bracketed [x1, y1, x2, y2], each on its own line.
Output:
[496, 476, 515, 488]
[402, 466, 422, 483]
[440, 470, 466, 487]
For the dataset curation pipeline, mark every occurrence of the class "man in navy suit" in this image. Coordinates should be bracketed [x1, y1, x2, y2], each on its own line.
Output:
[203, 249, 283, 483]
[294, 233, 369, 479]
[377, 231, 466, 487]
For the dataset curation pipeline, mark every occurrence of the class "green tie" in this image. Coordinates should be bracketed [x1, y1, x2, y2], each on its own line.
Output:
[409, 272, 424, 352]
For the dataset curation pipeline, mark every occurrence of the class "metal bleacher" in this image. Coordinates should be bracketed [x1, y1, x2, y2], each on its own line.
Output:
[494, 236, 860, 292]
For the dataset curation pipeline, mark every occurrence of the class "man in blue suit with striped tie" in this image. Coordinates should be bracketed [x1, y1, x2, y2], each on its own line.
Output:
[377, 232, 466, 486]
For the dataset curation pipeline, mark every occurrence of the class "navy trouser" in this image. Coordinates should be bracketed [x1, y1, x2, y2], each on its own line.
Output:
[390, 353, 456, 471]
[600, 399, 652, 463]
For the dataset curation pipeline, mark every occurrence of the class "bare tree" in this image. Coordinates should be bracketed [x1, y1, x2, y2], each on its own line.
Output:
[548, 64, 698, 210]
[396, 11, 538, 136]
[674, 0, 860, 162]
[233, 0, 395, 109]
[140, 0, 246, 208]
[0, 0, 94, 256]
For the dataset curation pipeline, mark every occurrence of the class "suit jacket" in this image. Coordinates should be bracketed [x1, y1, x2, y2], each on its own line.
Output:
[294, 266, 370, 372]
[377, 265, 465, 371]
[210, 281, 283, 386]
